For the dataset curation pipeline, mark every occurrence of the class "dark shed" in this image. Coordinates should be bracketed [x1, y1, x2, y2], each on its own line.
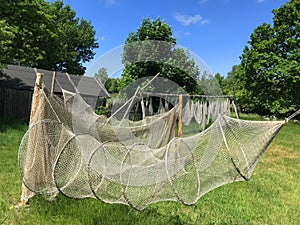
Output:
[0, 65, 109, 118]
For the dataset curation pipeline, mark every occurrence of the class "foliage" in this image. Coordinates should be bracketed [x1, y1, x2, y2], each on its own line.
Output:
[0, 20, 15, 69]
[235, 0, 300, 115]
[1, 118, 300, 224]
[119, 17, 200, 94]
[199, 72, 223, 95]
[217, 65, 251, 111]
[214, 73, 225, 91]
[94, 67, 120, 94]
[223, 65, 239, 96]
[105, 78, 119, 93]
[94, 67, 108, 84]
[95, 105, 109, 116]
[0, 0, 98, 75]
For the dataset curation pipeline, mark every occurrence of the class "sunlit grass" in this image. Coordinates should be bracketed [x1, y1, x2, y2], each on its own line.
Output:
[0, 117, 299, 225]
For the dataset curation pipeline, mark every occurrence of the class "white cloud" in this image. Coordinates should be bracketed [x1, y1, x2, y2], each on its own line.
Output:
[174, 31, 191, 38]
[200, 19, 209, 25]
[257, 0, 264, 3]
[105, 0, 117, 6]
[98, 36, 105, 42]
[175, 13, 208, 26]
[199, 0, 208, 3]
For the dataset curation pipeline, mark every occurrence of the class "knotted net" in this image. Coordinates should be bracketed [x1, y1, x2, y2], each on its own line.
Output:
[19, 87, 285, 210]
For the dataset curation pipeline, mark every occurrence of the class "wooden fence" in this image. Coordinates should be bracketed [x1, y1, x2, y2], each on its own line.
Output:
[0, 87, 33, 119]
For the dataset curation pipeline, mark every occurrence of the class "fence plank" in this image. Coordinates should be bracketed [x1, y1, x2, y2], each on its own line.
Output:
[0, 87, 33, 119]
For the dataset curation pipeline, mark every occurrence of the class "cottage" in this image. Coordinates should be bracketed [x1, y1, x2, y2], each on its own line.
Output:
[0, 65, 110, 118]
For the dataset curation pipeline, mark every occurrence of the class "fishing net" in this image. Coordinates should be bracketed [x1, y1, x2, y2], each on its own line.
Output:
[19, 86, 285, 210]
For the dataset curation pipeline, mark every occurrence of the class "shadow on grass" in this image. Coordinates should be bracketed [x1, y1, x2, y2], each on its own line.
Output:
[26, 194, 183, 225]
[0, 117, 28, 133]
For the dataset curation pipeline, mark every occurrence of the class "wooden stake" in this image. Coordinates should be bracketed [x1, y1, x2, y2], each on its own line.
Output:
[178, 95, 183, 138]
[29, 73, 43, 123]
[50, 71, 56, 96]
[141, 98, 146, 120]
[20, 72, 43, 206]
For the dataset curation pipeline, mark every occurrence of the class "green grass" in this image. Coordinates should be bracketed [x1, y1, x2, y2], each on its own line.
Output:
[0, 116, 299, 225]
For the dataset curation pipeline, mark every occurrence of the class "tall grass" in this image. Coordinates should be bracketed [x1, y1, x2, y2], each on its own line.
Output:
[0, 116, 299, 225]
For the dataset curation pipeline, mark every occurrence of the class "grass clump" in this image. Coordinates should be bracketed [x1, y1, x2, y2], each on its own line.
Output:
[0, 116, 299, 225]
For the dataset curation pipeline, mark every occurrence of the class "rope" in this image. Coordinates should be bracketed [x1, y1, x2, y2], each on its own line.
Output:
[286, 109, 300, 122]
[141, 92, 232, 98]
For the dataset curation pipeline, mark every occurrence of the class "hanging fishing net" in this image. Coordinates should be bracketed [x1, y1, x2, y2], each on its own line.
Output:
[19, 85, 286, 210]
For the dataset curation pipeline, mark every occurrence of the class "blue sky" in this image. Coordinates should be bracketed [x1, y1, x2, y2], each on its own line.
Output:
[57, 0, 288, 77]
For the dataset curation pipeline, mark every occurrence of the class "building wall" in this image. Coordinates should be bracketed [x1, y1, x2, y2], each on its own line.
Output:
[0, 87, 33, 119]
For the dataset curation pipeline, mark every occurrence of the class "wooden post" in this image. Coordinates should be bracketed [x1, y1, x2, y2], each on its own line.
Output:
[20, 72, 43, 206]
[29, 73, 44, 123]
[122, 86, 140, 122]
[141, 98, 146, 120]
[50, 71, 56, 96]
[178, 95, 183, 138]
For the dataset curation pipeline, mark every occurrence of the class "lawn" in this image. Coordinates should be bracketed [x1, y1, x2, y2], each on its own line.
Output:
[0, 116, 299, 225]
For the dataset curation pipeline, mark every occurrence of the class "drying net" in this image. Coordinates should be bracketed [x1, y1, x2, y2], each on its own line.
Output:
[140, 93, 231, 131]
[19, 87, 285, 210]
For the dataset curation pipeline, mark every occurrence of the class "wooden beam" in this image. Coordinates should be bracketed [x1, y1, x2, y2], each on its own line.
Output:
[29, 73, 43, 123]
[50, 71, 56, 96]
[20, 72, 43, 206]
[178, 95, 183, 138]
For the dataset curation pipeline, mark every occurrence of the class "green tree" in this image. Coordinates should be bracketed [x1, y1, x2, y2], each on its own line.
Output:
[105, 78, 119, 93]
[0, 0, 98, 75]
[94, 67, 120, 93]
[94, 67, 109, 84]
[224, 65, 239, 96]
[119, 17, 200, 94]
[0, 20, 15, 69]
[222, 65, 245, 97]
[236, 0, 300, 115]
[214, 73, 225, 92]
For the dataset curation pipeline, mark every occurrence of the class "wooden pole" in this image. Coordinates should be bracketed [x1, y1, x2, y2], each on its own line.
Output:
[141, 98, 146, 120]
[178, 95, 183, 138]
[121, 86, 141, 122]
[20, 72, 43, 206]
[29, 73, 44, 123]
[50, 71, 56, 96]
[140, 72, 160, 90]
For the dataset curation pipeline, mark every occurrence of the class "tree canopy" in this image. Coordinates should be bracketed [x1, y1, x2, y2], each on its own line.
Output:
[94, 67, 109, 84]
[119, 17, 200, 94]
[0, 19, 15, 68]
[0, 0, 98, 75]
[94, 67, 119, 93]
[234, 0, 300, 115]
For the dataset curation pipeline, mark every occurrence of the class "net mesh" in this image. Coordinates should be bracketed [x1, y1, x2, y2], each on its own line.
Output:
[19, 87, 284, 210]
